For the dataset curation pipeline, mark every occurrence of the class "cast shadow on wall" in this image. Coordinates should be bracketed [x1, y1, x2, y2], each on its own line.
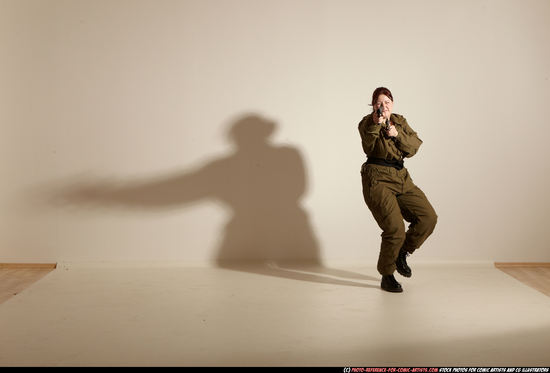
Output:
[57, 113, 378, 287]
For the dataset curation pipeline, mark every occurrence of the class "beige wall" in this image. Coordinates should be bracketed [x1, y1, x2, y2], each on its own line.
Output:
[2, 0, 549, 264]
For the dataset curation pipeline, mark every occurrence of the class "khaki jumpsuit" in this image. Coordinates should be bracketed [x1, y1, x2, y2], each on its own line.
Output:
[359, 113, 437, 275]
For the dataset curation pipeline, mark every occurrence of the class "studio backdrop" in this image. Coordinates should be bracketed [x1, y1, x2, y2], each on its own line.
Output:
[2, 0, 549, 264]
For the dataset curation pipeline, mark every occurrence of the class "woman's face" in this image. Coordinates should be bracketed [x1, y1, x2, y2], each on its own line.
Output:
[374, 94, 393, 118]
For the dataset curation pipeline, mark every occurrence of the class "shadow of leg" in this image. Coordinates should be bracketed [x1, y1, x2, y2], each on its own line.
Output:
[217, 261, 380, 289]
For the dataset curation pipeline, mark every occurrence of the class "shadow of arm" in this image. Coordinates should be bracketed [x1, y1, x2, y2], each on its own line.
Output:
[57, 163, 220, 210]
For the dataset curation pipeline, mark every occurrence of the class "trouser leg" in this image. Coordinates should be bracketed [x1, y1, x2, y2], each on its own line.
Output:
[397, 173, 438, 254]
[362, 169, 406, 275]
[375, 197, 406, 275]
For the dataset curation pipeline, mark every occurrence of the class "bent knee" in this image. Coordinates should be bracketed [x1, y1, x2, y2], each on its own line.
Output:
[381, 219, 406, 239]
[423, 212, 438, 231]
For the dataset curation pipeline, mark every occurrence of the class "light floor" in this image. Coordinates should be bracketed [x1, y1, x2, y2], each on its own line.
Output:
[1, 262, 550, 367]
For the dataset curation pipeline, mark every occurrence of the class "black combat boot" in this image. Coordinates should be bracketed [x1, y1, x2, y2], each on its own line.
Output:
[396, 248, 412, 278]
[381, 274, 403, 293]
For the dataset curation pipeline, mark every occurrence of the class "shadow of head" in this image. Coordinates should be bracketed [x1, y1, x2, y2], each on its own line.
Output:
[227, 114, 277, 150]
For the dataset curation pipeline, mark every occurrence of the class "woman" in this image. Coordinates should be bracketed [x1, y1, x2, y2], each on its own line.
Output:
[358, 87, 437, 293]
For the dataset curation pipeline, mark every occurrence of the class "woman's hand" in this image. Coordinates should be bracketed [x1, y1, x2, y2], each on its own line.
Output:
[375, 109, 386, 125]
[386, 124, 398, 138]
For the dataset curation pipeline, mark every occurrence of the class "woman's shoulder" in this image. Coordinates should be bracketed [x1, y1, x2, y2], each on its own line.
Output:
[359, 113, 373, 124]
[362, 113, 373, 120]
[391, 113, 407, 124]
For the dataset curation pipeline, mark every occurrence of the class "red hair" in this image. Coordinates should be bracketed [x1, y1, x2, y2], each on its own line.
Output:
[371, 87, 393, 107]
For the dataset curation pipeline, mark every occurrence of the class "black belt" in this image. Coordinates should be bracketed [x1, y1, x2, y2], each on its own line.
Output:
[366, 157, 404, 170]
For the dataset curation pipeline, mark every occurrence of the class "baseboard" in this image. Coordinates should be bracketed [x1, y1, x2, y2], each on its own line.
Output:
[0, 263, 57, 269]
[494, 262, 550, 268]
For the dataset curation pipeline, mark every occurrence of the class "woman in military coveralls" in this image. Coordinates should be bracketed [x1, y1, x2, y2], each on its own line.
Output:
[359, 87, 437, 293]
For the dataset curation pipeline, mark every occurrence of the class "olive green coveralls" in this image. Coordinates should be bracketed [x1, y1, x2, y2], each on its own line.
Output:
[359, 113, 437, 275]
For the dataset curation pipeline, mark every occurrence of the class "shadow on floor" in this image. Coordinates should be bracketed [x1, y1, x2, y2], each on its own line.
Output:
[218, 262, 380, 289]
